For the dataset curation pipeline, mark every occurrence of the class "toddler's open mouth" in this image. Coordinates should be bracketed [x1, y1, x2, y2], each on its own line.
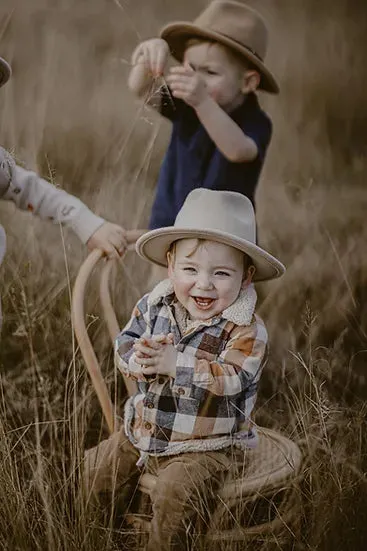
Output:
[191, 296, 215, 310]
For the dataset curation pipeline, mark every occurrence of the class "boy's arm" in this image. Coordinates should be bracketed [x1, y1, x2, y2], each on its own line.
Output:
[171, 317, 268, 399]
[195, 97, 258, 162]
[0, 148, 126, 256]
[6, 164, 105, 243]
[167, 65, 261, 162]
[114, 294, 153, 382]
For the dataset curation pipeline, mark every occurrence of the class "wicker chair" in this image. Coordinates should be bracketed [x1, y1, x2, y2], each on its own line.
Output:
[72, 234, 303, 545]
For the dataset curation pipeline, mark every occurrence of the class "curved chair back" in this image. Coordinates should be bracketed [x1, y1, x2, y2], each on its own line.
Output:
[71, 230, 144, 433]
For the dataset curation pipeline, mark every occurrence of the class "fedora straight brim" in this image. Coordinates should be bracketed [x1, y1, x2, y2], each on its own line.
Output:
[0, 57, 11, 87]
[136, 227, 285, 282]
[160, 23, 279, 94]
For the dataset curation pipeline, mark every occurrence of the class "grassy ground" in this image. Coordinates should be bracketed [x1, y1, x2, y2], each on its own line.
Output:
[1, 0, 367, 549]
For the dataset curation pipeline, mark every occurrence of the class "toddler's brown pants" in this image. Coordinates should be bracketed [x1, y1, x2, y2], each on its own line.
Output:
[84, 426, 234, 550]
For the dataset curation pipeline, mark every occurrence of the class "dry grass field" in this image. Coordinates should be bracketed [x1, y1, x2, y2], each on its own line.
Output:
[1, 0, 367, 549]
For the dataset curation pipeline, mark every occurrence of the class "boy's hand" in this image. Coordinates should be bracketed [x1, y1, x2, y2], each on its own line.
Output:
[134, 334, 177, 378]
[131, 38, 170, 77]
[166, 64, 209, 108]
[87, 222, 127, 259]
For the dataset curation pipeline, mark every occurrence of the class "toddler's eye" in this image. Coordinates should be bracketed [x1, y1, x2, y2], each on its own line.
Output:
[183, 267, 196, 273]
[206, 69, 218, 75]
[215, 271, 230, 277]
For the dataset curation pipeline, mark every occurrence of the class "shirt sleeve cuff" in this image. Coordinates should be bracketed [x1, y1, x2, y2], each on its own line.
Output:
[68, 207, 105, 244]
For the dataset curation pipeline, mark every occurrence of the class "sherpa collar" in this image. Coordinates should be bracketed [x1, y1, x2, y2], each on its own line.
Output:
[147, 278, 257, 326]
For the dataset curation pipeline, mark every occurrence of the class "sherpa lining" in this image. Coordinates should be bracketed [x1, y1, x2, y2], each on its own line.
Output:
[147, 278, 257, 326]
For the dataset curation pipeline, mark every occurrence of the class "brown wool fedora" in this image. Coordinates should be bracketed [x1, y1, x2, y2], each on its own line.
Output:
[0, 57, 11, 88]
[160, 1, 279, 94]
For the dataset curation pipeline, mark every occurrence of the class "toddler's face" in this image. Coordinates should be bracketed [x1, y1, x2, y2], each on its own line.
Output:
[183, 41, 255, 112]
[167, 238, 249, 320]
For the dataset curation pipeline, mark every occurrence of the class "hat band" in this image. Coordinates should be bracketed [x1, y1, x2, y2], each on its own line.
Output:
[209, 29, 263, 61]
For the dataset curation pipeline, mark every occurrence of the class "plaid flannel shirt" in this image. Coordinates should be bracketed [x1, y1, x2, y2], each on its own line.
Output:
[115, 279, 268, 456]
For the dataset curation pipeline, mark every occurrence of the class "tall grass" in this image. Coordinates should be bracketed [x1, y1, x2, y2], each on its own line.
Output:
[1, 0, 367, 549]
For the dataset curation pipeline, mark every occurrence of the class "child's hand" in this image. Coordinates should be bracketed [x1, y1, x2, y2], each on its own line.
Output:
[87, 222, 127, 259]
[166, 64, 209, 108]
[134, 334, 177, 378]
[131, 38, 170, 77]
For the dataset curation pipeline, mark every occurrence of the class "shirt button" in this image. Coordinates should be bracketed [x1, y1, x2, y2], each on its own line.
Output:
[146, 402, 154, 409]
[177, 388, 185, 396]
[144, 422, 152, 430]
[158, 377, 165, 385]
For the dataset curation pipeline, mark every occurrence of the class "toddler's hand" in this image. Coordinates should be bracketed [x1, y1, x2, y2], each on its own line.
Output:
[166, 63, 209, 108]
[134, 333, 177, 378]
[131, 38, 170, 77]
[87, 222, 127, 259]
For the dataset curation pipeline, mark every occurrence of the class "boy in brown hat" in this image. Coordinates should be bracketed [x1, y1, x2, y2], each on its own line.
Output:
[128, 1, 278, 230]
[84, 188, 285, 550]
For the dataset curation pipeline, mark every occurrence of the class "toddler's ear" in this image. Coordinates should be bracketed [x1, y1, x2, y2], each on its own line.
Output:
[241, 70, 261, 94]
[242, 265, 256, 288]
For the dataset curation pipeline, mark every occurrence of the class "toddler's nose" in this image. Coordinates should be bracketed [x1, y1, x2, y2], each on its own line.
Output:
[196, 273, 213, 290]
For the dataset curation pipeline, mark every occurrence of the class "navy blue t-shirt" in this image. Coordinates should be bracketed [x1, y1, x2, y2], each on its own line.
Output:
[149, 91, 272, 229]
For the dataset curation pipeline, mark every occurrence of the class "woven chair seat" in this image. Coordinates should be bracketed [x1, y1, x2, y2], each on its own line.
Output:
[219, 426, 302, 501]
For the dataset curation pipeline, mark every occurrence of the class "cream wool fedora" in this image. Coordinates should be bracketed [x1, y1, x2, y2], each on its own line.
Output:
[160, 0, 279, 94]
[136, 189, 285, 282]
[0, 57, 11, 87]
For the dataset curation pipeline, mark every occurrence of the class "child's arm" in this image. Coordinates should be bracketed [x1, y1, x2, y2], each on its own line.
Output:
[0, 148, 126, 258]
[128, 38, 170, 108]
[172, 317, 267, 399]
[167, 65, 258, 162]
[196, 97, 257, 162]
[132, 317, 267, 395]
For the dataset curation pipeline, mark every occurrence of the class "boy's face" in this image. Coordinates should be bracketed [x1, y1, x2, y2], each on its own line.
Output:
[167, 238, 250, 320]
[183, 41, 259, 112]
